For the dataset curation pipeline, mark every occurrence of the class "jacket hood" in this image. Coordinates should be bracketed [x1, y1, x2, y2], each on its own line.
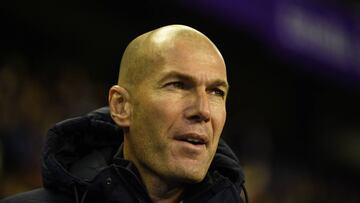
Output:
[42, 107, 245, 196]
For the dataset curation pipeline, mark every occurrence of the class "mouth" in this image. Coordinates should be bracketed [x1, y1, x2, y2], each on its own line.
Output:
[174, 133, 208, 146]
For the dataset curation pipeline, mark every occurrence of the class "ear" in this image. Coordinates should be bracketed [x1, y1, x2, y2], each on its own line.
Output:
[108, 85, 131, 127]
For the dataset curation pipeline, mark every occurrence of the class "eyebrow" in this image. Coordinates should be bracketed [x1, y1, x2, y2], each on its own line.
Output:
[159, 70, 229, 90]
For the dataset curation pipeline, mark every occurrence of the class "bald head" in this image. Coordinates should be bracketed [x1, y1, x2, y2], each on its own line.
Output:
[117, 25, 224, 92]
[109, 25, 228, 194]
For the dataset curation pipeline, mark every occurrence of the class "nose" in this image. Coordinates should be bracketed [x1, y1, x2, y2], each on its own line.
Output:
[185, 89, 211, 123]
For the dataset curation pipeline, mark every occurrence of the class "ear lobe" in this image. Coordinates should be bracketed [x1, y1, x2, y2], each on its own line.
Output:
[109, 85, 131, 127]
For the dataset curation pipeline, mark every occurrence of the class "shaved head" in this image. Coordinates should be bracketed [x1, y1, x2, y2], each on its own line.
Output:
[117, 24, 224, 93]
[109, 25, 228, 202]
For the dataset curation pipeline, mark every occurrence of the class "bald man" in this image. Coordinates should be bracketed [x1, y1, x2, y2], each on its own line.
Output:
[2, 25, 247, 203]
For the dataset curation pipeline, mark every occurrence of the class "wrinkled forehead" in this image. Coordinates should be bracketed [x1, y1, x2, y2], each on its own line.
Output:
[149, 40, 227, 87]
[128, 27, 227, 88]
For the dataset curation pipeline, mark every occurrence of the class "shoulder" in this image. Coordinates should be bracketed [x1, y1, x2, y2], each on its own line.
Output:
[1, 188, 73, 203]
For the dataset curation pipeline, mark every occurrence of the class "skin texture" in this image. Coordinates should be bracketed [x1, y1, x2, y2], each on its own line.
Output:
[109, 25, 228, 203]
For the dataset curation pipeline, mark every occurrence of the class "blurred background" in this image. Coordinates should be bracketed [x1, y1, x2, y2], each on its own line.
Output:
[1, 0, 360, 202]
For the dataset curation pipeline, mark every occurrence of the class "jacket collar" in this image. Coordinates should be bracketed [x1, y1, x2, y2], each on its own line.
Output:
[41, 107, 245, 198]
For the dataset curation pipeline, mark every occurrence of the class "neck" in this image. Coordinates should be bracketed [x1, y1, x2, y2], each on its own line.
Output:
[142, 173, 184, 203]
[123, 140, 184, 203]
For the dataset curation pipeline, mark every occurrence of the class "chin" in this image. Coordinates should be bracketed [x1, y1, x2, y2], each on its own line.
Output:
[175, 168, 207, 184]
[169, 157, 212, 184]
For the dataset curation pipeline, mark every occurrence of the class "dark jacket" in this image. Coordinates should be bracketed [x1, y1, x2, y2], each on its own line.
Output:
[1, 107, 247, 203]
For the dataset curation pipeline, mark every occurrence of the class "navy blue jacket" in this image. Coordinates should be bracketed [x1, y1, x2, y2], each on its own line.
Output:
[1, 107, 247, 203]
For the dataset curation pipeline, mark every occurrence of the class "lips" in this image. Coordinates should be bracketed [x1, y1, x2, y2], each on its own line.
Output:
[174, 133, 208, 145]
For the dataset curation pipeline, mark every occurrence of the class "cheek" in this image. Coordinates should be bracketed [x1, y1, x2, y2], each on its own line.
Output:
[148, 93, 181, 118]
[134, 95, 180, 136]
[212, 105, 227, 135]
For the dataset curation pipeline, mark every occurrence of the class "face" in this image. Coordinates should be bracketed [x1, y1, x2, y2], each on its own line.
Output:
[125, 39, 228, 184]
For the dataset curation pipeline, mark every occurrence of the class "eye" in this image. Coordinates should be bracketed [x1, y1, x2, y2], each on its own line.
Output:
[209, 88, 225, 98]
[165, 81, 185, 89]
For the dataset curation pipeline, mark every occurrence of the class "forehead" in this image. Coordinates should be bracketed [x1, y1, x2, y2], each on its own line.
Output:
[155, 39, 227, 83]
